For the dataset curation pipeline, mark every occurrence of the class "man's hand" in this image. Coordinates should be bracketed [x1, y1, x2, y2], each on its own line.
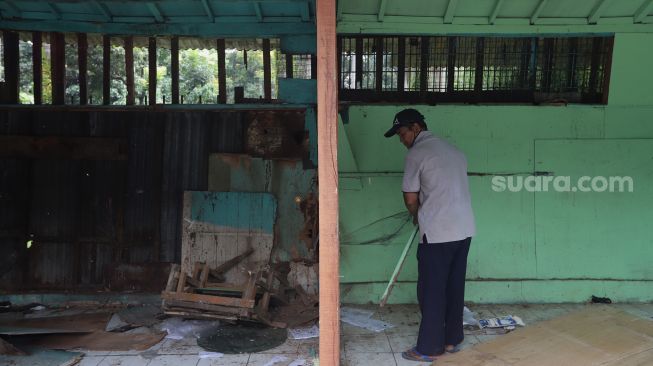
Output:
[403, 192, 419, 226]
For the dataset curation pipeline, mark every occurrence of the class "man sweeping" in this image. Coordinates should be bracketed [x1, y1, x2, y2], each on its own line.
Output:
[384, 108, 476, 362]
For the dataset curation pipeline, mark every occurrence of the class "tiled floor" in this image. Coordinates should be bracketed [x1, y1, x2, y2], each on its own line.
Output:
[75, 303, 653, 366]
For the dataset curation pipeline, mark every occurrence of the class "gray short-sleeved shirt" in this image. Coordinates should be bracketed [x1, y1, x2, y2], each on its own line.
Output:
[402, 131, 476, 243]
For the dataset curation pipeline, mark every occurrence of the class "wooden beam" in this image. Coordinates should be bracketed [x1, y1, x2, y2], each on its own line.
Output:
[635, 0, 653, 23]
[46, 2, 61, 20]
[102, 35, 110, 105]
[254, 2, 263, 21]
[217, 38, 226, 104]
[489, 0, 504, 25]
[263, 38, 271, 100]
[377, 0, 387, 22]
[148, 37, 157, 105]
[317, 0, 340, 365]
[201, 0, 214, 21]
[77, 33, 87, 105]
[2, 30, 19, 104]
[601, 37, 614, 104]
[531, 0, 548, 24]
[444, 0, 458, 24]
[91, 0, 111, 21]
[301, 2, 310, 21]
[588, 0, 612, 24]
[50, 32, 65, 105]
[355, 37, 362, 88]
[311, 53, 317, 79]
[147, 3, 164, 22]
[32, 32, 43, 105]
[0, 136, 128, 160]
[161, 291, 255, 309]
[125, 36, 135, 105]
[171, 36, 179, 104]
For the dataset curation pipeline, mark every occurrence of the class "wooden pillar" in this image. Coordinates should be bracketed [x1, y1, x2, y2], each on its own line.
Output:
[78, 33, 88, 105]
[2, 30, 19, 104]
[50, 32, 65, 105]
[102, 35, 111, 105]
[317, 0, 339, 364]
[217, 39, 226, 104]
[148, 37, 157, 105]
[33, 32, 43, 105]
[263, 38, 271, 100]
[125, 36, 135, 105]
[171, 36, 179, 104]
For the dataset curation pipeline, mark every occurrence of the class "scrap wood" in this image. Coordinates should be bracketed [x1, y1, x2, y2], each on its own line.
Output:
[163, 299, 248, 317]
[210, 248, 255, 279]
[161, 291, 255, 309]
[0, 313, 111, 335]
[31, 330, 166, 351]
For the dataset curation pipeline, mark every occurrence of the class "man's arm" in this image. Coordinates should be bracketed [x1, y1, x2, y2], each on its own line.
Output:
[403, 192, 419, 225]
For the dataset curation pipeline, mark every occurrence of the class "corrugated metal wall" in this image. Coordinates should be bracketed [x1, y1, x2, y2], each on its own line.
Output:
[0, 108, 253, 290]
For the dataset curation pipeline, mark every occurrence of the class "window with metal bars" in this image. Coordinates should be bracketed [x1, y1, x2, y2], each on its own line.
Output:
[338, 35, 613, 104]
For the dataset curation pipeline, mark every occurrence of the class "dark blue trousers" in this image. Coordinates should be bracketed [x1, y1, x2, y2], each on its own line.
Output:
[415, 236, 471, 356]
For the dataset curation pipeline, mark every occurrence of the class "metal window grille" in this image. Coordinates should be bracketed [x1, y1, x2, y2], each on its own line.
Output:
[340, 37, 356, 89]
[382, 37, 399, 91]
[292, 54, 312, 79]
[361, 37, 376, 89]
[339, 35, 613, 104]
[404, 37, 421, 91]
[426, 37, 448, 92]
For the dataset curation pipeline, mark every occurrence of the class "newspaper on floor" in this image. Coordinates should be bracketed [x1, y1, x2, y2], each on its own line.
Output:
[289, 325, 319, 340]
[478, 315, 525, 330]
[340, 307, 394, 332]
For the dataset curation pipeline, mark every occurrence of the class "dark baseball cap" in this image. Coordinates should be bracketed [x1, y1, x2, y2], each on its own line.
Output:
[384, 108, 425, 138]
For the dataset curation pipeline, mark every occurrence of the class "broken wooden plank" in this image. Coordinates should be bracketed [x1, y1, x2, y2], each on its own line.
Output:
[161, 291, 255, 309]
[163, 310, 237, 321]
[163, 299, 248, 317]
[210, 248, 255, 277]
[199, 263, 210, 288]
[165, 264, 180, 292]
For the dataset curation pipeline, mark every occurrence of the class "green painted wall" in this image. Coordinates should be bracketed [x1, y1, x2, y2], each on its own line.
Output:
[339, 33, 653, 304]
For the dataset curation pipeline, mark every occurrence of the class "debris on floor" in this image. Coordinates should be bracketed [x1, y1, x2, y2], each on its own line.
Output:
[478, 314, 525, 330]
[161, 259, 289, 327]
[197, 322, 288, 354]
[158, 317, 220, 340]
[0, 347, 82, 366]
[289, 324, 319, 340]
[340, 306, 394, 332]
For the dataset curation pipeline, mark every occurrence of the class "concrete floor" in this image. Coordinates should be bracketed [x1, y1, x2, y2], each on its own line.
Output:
[74, 303, 653, 366]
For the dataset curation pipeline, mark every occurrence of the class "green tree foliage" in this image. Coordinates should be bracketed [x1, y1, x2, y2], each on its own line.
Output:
[15, 38, 280, 105]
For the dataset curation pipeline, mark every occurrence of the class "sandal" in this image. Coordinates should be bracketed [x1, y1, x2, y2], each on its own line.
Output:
[445, 345, 461, 354]
[401, 347, 438, 362]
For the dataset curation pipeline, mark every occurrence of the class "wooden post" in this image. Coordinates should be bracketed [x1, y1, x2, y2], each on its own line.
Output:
[125, 36, 135, 105]
[78, 33, 87, 105]
[317, 0, 340, 364]
[50, 32, 65, 105]
[263, 38, 271, 100]
[217, 39, 226, 104]
[285, 53, 293, 78]
[171, 36, 179, 104]
[148, 37, 157, 105]
[311, 53, 317, 79]
[103, 35, 111, 105]
[33, 32, 43, 105]
[2, 30, 19, 104]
